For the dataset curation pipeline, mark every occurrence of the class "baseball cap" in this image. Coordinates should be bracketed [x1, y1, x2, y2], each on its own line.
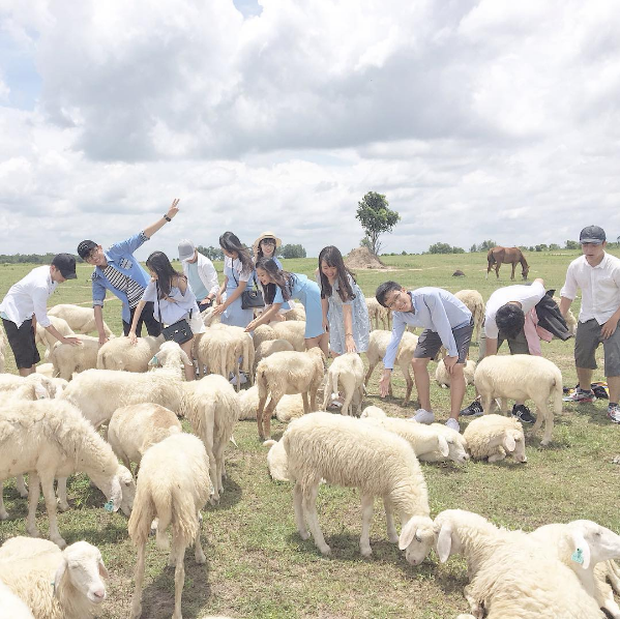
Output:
[51, 253, 77, 279]
[579, 225, 606, 245]
[77, 240, 98, 259]
[178, 239, 196, 261]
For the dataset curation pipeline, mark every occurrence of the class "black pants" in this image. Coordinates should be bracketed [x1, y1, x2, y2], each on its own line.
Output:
[122, 302, 162, 337]
[2, 317, 40, 369]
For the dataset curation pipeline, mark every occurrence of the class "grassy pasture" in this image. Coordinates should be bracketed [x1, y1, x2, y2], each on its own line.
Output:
[0, 250, 619, 618]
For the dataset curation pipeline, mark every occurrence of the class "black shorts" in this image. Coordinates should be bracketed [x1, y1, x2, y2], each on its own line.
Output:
[414, 319, 474, 364]
[2, 317, 41, 369]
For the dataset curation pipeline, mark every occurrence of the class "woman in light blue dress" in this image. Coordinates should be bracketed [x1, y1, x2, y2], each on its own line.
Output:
[245, 258, 328, 355]
[318, 245, 370, 356]
[213, 231, 254, 328]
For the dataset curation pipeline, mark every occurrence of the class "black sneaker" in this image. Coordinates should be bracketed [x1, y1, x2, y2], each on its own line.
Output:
[460, 400, 484, 416]
[511, 404, 536, 424]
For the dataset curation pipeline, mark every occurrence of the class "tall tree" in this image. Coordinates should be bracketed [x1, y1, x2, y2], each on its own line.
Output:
[355, 191, 400, 255]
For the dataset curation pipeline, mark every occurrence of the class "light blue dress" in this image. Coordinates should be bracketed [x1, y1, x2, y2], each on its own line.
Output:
[325, 274, 370, 354]
[221, 257, 254, 328]
[256, 256, 291, 312]
[274, 273, 324, 338]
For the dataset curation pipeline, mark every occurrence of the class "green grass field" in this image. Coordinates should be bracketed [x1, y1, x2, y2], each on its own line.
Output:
[1, 250, 619, 618]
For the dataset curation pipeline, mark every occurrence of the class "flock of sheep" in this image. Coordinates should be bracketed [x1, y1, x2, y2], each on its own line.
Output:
[0, 293, 617, 618]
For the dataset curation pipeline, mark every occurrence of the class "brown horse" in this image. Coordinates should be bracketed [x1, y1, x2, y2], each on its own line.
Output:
[486, 247, 529, 280]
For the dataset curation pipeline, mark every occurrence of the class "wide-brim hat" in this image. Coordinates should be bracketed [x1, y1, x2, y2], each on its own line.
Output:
[253, 231, 282, 254]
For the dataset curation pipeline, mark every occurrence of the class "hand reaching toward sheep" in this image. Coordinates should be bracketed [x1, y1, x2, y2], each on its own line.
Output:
[443, 355, 458, 374]
[61, 335, 82, 347]
[379, 369, 391, 397]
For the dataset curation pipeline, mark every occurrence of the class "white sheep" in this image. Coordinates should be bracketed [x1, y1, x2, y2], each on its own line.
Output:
[35, 362, 54, 377]
[423, 423, 470, 464]
[474, 354, 562, 446]
[435, 358, 476, 388]
[180, 374, 240, 501]
[96, 334, 163, 372]
[254, 338, 295, 373]
[255, 348, 326, 440]
[284, 304, 306, 322]
[0, 537, 108, 619]
[0, 580, 35, 618]
[48, 303, 114, 338]
[210, 323, 255, 386]
[322, 353, 365, 417]
[360, 405, 387, 418]
[48, 334, 100, 380]
[107, 403, 182, 470]
[272, 320, 306, 352]
[35, 316, 75, 358]
[455, 290, 485, 342]
[0, 399, 135, 547]
[128, 433, 212, 619]
[238, 386, 303, 422]
[284, 412, 435, 560]
[0, 373, 61, 399]
[462, 414, 527, 463]
[194, 328, 240, 383]
[264, 438, 290, 482]
[252, 324, 277, 350]
[366, 297, 391, 331]
[364, 329, 419, 405]
[553, 295, 577, 335]
[529, 520, 620, 618]
[200, 305, 221, 327]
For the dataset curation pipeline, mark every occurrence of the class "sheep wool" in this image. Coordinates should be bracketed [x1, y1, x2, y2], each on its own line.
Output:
[462, 414, 527, 463]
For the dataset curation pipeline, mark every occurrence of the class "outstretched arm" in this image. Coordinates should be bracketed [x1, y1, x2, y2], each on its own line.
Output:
[143, 198, 180, 239]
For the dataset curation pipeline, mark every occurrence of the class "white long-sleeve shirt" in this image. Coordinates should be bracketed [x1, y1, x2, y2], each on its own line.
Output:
[0, 265, 57, 328]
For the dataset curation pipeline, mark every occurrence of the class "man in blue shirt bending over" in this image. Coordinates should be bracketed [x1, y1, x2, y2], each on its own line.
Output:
[376, 281, 473, 432]
[76, 199, 180, 344]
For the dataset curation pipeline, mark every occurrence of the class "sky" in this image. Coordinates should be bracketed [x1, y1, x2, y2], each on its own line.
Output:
[1, 0, 619, 261]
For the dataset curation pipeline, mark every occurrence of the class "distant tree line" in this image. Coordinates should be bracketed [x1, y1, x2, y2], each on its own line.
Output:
[0, 253, 71, 264]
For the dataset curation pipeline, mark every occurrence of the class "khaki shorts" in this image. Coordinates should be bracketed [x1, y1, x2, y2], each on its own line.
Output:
[574, 319, 620, 376]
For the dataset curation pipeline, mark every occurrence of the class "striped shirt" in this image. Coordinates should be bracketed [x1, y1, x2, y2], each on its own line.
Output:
[102, 265, 145, 309]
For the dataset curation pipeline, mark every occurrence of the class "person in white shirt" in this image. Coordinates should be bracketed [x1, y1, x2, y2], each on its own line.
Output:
[560, 225, 620, 423]
[177, 240, 220, 312]
[0, 254, 81, 376]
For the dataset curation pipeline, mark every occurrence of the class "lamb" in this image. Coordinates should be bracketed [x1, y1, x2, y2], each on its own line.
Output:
[107, 403, 182, 470]
[366, 297, 391, 331]
[0, 399, 135, 547]
[265, 438, 289, 482]
[284, 304, 306, 322]
[254, 338, 295, 373]
[255, 348, 326, 440]
[49, 334, 100, 380]
[252, 324, 277, 350]
[284, 412, 435, 561]
[200, 305, 221, 327]
[0, 580, 35, 618]
[360, 405, 387, 418]
[180, 374, 240, 501]
[0, 537, 108, 619]
[238, 386, 303, 422]
[48, 303, 114, 338]
[210, 324, 255, 386]
[364, 329, 419, 405]
[96, 334, 164, 372]
[272, 320, 306, 352]
[462, 414, 527, 463]
[35, 316, 75, 358]
[128, 433, 212, 619]
[423, 423, 470, 464]
[433, 509, 603, 619]
[455, 290, 485, 342]
[473, 354, 562, 446]
[435, 358, 476, 388]
[529, 520, 620, 618]
[322, 352, 365, 416]
[194, 327, 240, 384]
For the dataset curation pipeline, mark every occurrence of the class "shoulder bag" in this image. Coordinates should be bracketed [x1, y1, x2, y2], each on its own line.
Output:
[231, 260, 265, 310]
[156, 281, 194, 345]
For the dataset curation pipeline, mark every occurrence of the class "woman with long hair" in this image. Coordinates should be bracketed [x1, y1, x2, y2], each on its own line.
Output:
[245, 258, 328, 355]
[213, 231, 255, 328]
[128, 251, 204, 381]
[318, 245, 370, 356]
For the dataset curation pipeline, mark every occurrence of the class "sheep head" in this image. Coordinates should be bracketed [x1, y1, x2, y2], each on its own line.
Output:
[398, 516, 435, 565]
[117, 465, 136, 516]
[566, 520, 620, 570]
[503, 430, 527, 463]
[54, 541, 107, 606]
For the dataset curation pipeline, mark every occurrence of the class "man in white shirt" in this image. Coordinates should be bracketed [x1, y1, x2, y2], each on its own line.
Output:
[178, 240, 220, 312]
[560, 225, 620, 423]
[0, 254, 81, 376]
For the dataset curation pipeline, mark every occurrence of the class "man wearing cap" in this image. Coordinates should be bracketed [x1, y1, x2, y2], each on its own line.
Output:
[560, 225, 620, 423]
[178, 240, 220, 312]
[77, 199, 180, 344]
[0, 254, 81, 376]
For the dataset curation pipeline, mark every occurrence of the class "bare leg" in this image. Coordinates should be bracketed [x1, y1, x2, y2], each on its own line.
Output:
[577, 367, 593, 392]
[181, 339, 195, 382]
[131, 542, 146, 619]
[411, 357, 432, 411]
[359, 493, 374, 557]
[449, 364, 466, 419]
[608, 375, 620, 403]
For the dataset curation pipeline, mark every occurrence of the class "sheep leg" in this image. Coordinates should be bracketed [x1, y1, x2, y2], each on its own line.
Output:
[194, 511, 206, 564]
[303, 482, 331, 555]
[56, 477, 70, 512]
[0, 481, 8, 520]
[15, 474, 28, 498]
[383, 497, 399, 543]
[302, 391, 310, 415]
[214, 444, 225, 497]
[131, 541, 146, 619]
[341, 388, 353, 417]
[173, 544, 187, 619]
[500, 398, 508, 414]
[257, 394, 269, 440]
[310, 382, 319, 413]
[262, 396, 279, 441]
[40, 472, 66, 548]
[26, 472, 41, 539]
[487, 450, 507, 463]
[535, 398, 553, 446]
[359, 493, 374, 557]
[293, 483, 309, 540]
[364, 361, 377, 387]
[480, 394, 493, 414]
[400, 361, 414, 406]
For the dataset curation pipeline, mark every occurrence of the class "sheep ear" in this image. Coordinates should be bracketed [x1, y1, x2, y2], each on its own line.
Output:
[571, 532, 591, 570]
[180, 348, 192, 367]
[34, 383, 49, 400]
[398, 518, 418, 550]
[436, 523, 453, 563]
[503, 432, 516, 453]
[438, 435, 450, 457]
[98, 558, 109, 579]
[53, 557, 68, 596]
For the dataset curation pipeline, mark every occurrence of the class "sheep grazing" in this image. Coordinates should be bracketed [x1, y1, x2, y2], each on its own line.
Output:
[272, 320, 306, 352]
[180, 374, 240, 501]
[254, 338, 295, 373]
[96, 334, 163, 372]
[322, 353, 365, 416]
[462, 414, 527, 463]
[48, 303, 114, 338]
[275, 394, 306, 422]
[255, 348, 326, 440]
[435, 358, 476, 388]
[108, 403, 182, 470]
[366, 297, 391, 331]
[35, 316, 75, 358]
[529, 520, 620, 618]
[0, 537, 108, 619]
[48, 334, 99, 380]
[455, 290, 485, 342]
[474, 354, 562, 446]
[364, 329, 419, 405]
[0, 399, 135, 547]
[128, 433, 212, 619]
[284, 412, 434, 561]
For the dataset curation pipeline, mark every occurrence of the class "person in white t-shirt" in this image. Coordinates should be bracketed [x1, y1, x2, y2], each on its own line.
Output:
[177, 240, 220, 312]
[560, 225, 620, 424]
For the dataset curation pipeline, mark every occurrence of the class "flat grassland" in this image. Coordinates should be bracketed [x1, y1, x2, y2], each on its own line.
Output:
[0, 250, 619, 619]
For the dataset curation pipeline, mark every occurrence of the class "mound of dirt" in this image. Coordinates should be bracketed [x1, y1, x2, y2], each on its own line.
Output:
[345, 247, 386, 269]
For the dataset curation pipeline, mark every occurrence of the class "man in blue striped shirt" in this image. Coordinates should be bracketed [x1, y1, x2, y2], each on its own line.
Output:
[376, 281, 473, 432]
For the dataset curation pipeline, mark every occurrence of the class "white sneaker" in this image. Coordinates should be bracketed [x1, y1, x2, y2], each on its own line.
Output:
[413, 409, 435, 424]
[230, 372, 248, 386]
[445, 417, 460, 432]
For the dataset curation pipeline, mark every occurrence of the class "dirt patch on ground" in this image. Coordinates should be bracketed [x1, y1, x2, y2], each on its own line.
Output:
[345, 247, 386, 269]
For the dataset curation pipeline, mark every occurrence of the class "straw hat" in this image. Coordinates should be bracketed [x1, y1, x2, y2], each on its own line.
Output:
[253, 231, 282, 255]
